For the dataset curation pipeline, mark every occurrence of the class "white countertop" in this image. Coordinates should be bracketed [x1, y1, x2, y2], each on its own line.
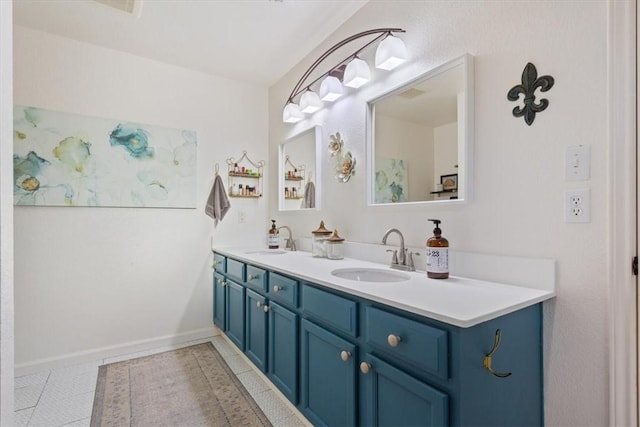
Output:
[213, 246, 556, 328]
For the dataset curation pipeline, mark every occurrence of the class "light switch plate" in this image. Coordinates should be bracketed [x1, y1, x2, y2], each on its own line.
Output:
[565, 145, 590, 181]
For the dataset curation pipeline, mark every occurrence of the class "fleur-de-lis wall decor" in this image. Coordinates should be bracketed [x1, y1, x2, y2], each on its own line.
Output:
[507, 63, 555, 126]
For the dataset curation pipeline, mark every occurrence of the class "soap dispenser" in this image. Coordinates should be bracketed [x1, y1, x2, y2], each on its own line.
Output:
[268, 220, 279, 249]
[426, 219, 449, 279]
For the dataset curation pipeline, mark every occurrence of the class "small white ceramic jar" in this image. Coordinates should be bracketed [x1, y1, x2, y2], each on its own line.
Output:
[312, 221, 332, 258]
[326, 229, 345, 260]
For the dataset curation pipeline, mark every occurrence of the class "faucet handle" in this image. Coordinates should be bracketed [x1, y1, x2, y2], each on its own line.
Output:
[386, 249, 398, 265]
[407, 251, 415, 268]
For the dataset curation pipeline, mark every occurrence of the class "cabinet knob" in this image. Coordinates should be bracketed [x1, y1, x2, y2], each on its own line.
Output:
[256, 301, 263, 308]
[218, 279, 227, 287]
[387, 334, 401, 347]
[360, 362, 372, 374]
[248, 274, 257, 281]
[340, 350, 351, 362]
[263, 305, 270, 313]
[273, 285, 282, 292]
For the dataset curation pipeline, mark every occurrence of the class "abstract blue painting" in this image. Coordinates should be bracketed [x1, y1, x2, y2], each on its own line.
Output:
[375, 157, 408, 203]
[13, 106, 197, 208]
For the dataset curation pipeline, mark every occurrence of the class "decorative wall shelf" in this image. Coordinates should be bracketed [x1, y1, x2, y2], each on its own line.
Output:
[226, 151, 265, 198]
[283, 155, 305, 200]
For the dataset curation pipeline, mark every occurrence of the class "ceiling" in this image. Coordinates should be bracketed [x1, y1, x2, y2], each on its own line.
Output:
[12, 0, 369, 86]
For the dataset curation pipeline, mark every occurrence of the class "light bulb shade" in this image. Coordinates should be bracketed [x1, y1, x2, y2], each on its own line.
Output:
[282, 102, 303, 123]
[299, 90, 323, 114]
[343, 58, 371, 88]
[319, 76, 343, 102]
[375, 35, 408, 70]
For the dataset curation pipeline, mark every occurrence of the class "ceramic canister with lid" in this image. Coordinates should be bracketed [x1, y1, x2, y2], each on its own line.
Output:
[311, 220, 332, 258]
[326, 229, 345, 260]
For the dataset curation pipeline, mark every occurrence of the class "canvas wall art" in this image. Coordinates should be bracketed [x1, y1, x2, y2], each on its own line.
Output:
[13, 106, 197, 208]
[374, 157, 408, 203]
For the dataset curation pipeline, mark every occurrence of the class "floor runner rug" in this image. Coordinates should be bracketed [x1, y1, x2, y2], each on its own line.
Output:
[90, 342, 271, 426]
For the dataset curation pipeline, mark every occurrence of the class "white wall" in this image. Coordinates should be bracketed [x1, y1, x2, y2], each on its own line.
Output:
[13, 26, 269, 370]
[376, 114, 433, 201]
[1, 1, 15, 423]
[268, 2, 609, 425]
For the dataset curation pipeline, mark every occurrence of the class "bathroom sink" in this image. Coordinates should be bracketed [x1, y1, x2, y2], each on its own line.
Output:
[245, 250, 287, 255]
[331, 268, 410, 283]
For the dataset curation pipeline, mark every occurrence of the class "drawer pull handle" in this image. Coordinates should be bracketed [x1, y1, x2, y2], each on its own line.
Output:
[387, 334, 401, 347]
[340, 351, 351, 362]
[248, 274, 257, 281]
[483, 329, 512, 378]
[360, 362, 372, 374]
[273, 285, 282, 292]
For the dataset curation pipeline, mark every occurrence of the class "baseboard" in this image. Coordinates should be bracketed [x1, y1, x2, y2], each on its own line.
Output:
[15, 326, 220, 377]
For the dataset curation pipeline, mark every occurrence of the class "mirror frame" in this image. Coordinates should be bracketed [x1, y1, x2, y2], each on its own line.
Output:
[366, 53, 474, 206]
[278, 125, 322, 211]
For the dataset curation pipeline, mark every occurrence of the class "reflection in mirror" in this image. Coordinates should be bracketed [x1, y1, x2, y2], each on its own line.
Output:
[279, 126, 321, 211]
[366, 54, 473, 205]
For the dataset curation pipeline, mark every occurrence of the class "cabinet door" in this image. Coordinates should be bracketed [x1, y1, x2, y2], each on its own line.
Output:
[213, 272, 226, 329]
[268, 302, 298, 403]
[300, 319, 356, 427]
[360, 354, 448, 427]
[245, 289, 268, 372]
[225, 280, 245, 350]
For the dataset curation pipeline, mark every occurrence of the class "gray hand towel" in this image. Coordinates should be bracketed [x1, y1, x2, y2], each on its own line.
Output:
[303, 181, 315, 208]
[205, 175, 230, 226]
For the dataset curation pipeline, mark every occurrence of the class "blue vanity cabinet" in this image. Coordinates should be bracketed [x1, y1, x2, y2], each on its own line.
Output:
[268, 301, 299, 403]
[212, 253, 544, 427]
[300, 318, 357, 427]
[224, 279, 245, 351]
[213, 272, 226, 329]
[359, 354, 449, 427]
[245, 289, 268, 372]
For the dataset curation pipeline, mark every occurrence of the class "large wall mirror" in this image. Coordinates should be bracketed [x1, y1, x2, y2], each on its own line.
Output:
[279, 126, 321, 211]
[366, 54, 474, 206]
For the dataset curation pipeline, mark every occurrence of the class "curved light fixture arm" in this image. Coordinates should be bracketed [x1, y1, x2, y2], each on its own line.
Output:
[285, 27, 405, 107]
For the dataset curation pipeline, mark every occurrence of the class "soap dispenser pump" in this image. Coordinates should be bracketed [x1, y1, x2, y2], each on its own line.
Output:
[268, 220, 279, 249]
[426, 219, 449, 279]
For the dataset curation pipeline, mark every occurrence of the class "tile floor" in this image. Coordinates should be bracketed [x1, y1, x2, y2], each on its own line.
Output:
[14, 335, 310, 427]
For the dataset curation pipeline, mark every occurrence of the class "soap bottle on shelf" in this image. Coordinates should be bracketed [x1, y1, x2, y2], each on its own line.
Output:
[426, 219, 449, 279]
[268, 220, 279, 249]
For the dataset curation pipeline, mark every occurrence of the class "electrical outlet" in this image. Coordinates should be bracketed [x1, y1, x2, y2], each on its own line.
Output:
[565, 188, 590, 223]
[238, 211, 246, 224]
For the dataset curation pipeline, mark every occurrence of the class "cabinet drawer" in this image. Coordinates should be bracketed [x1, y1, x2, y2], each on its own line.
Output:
[246, 265, 267, 292]
[269, 272, 298, 307]
[365, 306, 448, 380]
[226, 258, 245, 282]
[212, 253, 226, 273]
[302, 285, 357, 338]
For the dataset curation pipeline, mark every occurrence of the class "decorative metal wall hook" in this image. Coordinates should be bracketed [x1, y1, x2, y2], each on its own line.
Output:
[507, 63, 555, 126]
[483, 329, 512, 378]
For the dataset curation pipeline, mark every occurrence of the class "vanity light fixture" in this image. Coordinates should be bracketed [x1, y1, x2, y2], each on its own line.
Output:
[375, 34, 408, 70]
[319, 75, 343, 102]
[343, 57, 371, 88]
[282, 28, 406, 123]
[299, 90, 323, 113]
[282, 102, 304, 123]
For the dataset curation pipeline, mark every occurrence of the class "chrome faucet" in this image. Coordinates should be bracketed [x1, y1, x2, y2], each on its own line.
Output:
[381, 228, 415, 271]
[277, 226, 296, 251]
